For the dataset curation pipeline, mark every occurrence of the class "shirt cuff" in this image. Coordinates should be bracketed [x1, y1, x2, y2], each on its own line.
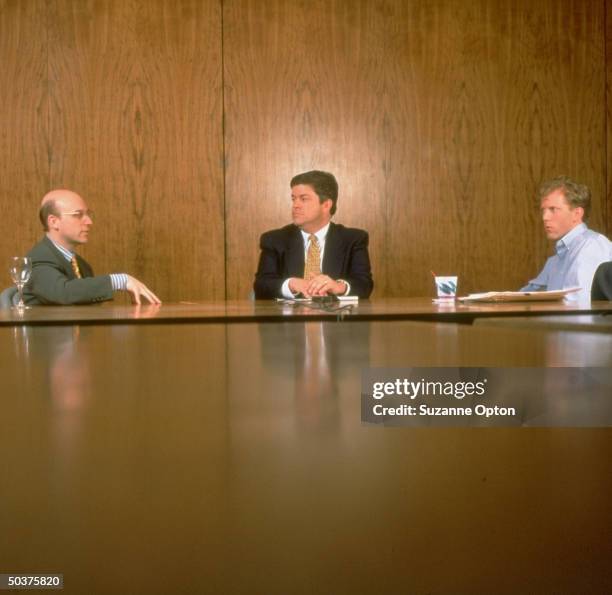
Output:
[337, 279, 351, 295]
[281, 278, 297, 298]
[110, 273, 128, 291]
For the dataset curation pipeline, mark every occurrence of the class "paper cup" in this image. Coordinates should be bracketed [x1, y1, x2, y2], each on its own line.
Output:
[435, 276, 458, 299]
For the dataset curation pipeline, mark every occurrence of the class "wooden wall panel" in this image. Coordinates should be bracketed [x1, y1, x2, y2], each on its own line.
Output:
[47, 0, 224, 301]
[223, 0, 387, 299]
[0, 0, 48, 279]
[1, 0, 608, 302]
[387, 0, 606, 296]
[225, 0, 606, 299]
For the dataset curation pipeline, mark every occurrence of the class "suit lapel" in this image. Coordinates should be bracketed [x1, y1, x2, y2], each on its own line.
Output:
[76, 254, 93, 277]
[322, 222, 342, 278]
[286, 226, 305, 277]
[43, 236, 86, 279]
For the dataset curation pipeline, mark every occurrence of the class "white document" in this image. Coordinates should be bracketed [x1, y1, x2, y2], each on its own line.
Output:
[458, 287, 581, 302]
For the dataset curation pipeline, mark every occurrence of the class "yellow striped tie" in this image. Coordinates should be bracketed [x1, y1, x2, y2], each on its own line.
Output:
[304, 234, 321, 280]
[70, 256, 82, 279]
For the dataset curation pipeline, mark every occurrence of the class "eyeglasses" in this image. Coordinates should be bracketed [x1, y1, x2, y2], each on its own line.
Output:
[60, 209, 94, 220]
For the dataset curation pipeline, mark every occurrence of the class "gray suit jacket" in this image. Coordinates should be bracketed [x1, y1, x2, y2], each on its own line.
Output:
[23, 236, 114, 305]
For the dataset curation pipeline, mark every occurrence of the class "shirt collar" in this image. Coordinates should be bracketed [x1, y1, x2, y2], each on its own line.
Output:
[300, 222, 330, 244]
[47, 236, 75, 262]
[556, 222, 587, 256]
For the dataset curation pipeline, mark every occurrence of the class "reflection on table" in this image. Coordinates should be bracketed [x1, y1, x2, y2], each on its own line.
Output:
[2, 297, 612, 326]
[474, 313, 612, 333]
[1, 320, 611, 593]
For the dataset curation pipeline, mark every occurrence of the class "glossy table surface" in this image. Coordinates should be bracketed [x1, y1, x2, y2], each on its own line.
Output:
[1, 319, 611, 594]
[474, 313, 612, 333]
[2, 297, 612, 326]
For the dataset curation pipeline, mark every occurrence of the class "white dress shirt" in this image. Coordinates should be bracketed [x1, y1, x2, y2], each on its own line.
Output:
[281, 223, 350, 298]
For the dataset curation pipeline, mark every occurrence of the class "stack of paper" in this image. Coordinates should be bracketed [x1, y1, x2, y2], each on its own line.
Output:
[458, 287, 581, 302]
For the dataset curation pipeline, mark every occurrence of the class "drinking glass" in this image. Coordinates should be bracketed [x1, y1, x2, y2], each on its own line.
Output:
[9, 256, 32, 310]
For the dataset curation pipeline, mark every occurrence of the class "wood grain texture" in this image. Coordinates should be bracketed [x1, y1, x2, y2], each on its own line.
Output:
[0, 0, 48, 280]
[386, 0, 606, 296]
[1, 0, 608, 301]
[47, 0, 224, 301]
[223, 0, 387, 299]
[226, 0, 607, 299]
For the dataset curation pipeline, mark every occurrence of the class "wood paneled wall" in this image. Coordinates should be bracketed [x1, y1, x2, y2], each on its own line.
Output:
[225, 0, 607, 298]
[385, 0, 606, 296]
[0, 0, 48, 259]
[224, 0, 387, 297]
[1, 0, 224, 302]
[1, 0, 609, 300]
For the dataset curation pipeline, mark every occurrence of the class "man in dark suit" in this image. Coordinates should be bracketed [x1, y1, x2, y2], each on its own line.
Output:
[254, 170, 373, 299]
[24, 189, 160, 305]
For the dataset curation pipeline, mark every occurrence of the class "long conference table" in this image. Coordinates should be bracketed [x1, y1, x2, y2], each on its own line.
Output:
[1, 298, 612, 594]
[2, 296, 612, 325]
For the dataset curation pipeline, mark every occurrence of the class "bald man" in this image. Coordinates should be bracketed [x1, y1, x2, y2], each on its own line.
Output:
[23, 189, 160, 305]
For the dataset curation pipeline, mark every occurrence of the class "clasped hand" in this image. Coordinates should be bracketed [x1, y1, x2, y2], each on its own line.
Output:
[289, 275, 345, 298]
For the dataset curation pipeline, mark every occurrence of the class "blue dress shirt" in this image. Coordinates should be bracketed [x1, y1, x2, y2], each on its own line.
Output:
[521, 223, 612, 302]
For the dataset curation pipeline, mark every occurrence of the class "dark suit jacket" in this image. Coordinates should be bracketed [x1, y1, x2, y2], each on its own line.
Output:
[23, 236, 114, 305]
[591, 261, 612, 300]
[253, 222, 373, 299]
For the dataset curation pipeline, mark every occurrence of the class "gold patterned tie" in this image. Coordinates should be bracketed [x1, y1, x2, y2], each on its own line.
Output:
[304, 234, 321, 280]
[70, 256, 82, 279]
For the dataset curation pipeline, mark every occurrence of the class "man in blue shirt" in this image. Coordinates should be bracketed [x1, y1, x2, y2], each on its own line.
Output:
[521, 176, 612, 301]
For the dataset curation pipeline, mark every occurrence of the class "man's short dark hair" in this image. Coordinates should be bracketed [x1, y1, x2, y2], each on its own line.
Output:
[290, 170, 338, 216]
[39, 199, 59, 231]
[538, 176, 591, 220]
